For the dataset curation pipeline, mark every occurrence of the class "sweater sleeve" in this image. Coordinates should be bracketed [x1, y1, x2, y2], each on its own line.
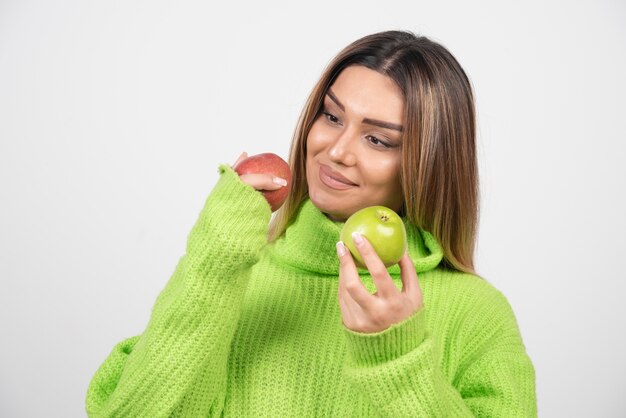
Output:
[85, 164, 272, 418]
[341, 281, 537, 417]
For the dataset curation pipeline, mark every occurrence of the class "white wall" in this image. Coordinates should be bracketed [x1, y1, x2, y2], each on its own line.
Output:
[1, 0, 624, 416]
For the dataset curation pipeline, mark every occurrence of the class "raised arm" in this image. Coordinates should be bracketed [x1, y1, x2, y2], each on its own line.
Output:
[86, 164, 274, 417]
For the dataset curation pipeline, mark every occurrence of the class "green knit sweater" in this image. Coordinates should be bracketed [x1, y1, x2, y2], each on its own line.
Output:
[86, 164, 537, 417]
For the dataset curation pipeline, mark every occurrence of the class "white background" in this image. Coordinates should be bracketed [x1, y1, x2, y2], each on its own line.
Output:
[1, 0, 625, 416]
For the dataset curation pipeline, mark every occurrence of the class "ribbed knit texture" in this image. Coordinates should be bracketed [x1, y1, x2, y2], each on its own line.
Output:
[86, 164, 537, 417]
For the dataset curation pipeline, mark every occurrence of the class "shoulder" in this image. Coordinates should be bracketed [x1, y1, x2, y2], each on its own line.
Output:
[427, 268, 512, 311]
[424, 268, 522, 343]
[422, 269, 534, 395]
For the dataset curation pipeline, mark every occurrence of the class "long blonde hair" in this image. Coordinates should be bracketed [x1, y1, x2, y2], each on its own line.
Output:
[268, 30, 479, 275]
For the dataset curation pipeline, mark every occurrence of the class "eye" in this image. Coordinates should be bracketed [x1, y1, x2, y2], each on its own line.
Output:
[322, 111, 340, 125]
[367, 136, 392, 148]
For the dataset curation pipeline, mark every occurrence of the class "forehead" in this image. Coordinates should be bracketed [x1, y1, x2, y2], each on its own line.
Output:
[327, 65, 404, 124]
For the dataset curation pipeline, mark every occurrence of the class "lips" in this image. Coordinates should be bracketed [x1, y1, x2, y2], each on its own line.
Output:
[319, 164, 358, 190]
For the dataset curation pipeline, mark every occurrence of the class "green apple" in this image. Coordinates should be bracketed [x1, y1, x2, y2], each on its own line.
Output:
[340, 206, 408, 269]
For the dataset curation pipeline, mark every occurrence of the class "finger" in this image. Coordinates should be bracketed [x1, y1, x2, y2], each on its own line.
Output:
[399, 250, 421, 300]
[351, 233, 399, 299]
[336, 241, 374, 309]
[338, 280, 362, 328]
[232, 151, 248, 169]
[238, 173, 288, 191]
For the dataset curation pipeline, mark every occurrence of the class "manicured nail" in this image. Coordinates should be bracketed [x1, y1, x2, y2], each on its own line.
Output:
[273, 177, 288, 186]
[352, 232, 364, 245]
[336, 241, 347, 256]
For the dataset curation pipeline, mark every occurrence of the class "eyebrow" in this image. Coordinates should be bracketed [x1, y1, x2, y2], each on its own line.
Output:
[326, 89, 404, 132]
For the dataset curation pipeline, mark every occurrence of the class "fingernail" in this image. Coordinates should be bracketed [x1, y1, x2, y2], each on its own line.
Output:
[336, 241, 347, 256]
[352, 232, 364, 245]
[273, 177, 288, 186]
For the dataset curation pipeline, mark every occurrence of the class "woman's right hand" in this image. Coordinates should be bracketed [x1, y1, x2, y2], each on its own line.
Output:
[231, 152, 289, 192]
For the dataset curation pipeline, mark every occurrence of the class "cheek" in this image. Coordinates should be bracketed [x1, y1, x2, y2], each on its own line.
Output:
[305, 125, 321, 175]
[307, 120, 332, 152]
[366, 157, 401, 186]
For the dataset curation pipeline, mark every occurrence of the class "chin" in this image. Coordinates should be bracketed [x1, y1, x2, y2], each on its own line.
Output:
[308, 187, 350, 221]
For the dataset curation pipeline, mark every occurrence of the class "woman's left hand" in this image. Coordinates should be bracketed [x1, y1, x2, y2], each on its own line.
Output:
[336, 233, 423, 333]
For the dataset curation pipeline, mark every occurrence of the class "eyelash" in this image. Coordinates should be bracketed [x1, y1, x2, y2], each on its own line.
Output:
[321, 111, 392, 149]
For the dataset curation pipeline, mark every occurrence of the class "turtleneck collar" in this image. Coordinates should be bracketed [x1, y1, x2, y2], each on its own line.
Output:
[269, 198, 444, 276]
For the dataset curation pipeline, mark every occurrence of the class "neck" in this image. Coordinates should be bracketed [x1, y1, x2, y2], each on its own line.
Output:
[324, 212, 346, 223]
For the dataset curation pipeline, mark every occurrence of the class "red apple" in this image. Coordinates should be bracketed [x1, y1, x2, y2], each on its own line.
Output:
[234, 153, 292, 212]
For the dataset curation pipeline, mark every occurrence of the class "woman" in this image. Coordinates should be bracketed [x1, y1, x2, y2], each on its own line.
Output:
[86, 30, 537, 417]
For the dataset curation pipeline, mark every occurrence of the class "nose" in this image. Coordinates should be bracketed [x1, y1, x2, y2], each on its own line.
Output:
[328, 127, 357, 166]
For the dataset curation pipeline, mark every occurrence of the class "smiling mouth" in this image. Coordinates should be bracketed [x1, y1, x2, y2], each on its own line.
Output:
[319, 165, 357, 190]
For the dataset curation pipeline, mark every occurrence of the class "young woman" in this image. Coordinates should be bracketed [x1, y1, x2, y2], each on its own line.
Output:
[86, 30, 537, 417]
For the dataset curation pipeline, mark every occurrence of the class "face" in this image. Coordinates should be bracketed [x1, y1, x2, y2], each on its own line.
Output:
[306, 65, 405, 222]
